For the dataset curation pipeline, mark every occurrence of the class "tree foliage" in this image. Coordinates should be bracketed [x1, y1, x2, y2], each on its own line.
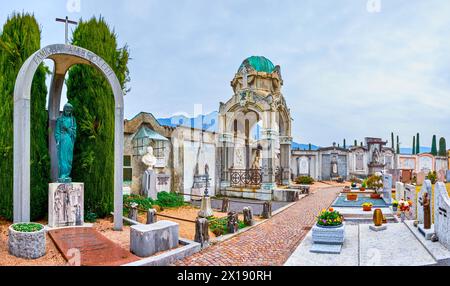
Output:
[431, 135, 437, 156]
[0, 13, 49, 220]
[66, 17, 129, 218]
[416, 133, 420, 154]
[439, 137, 447, 157]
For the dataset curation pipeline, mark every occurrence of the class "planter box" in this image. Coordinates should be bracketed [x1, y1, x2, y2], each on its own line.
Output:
[8, 223, 46, 259]
[363, 206, 372, 212]
[347, 194, 358, 201]
[311, 223, 345, 245]
[370, 194, 381, 199]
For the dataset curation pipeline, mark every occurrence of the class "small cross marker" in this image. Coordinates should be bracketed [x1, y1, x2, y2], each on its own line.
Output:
[56, 16, 78, 45]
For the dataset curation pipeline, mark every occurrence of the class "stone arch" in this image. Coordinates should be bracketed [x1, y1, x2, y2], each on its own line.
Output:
[13, 44, 124, 230]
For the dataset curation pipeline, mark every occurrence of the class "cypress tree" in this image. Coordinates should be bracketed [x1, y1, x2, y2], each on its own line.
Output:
[0, 13, 49, 220]
[354, 139, 357, 147]
[66, 17, 129, 218]
[308, 143, 311, 151]
[391, 132, 394, 149]
[431, 135, 437, 156]
[416, 133, 420, 154]
[396, 136, 400, 154]
[439, 137, 447, 157]
[343, 139, 346, 149]
[412, 136, 416, 155]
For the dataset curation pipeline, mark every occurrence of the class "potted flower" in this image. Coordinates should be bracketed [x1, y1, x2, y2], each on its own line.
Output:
[312, 208, 345, 245]
[392, 200, 399, 212]
[8, 222, 46, 259]
[347, 193, 358, 201]
[362, 202, 373, 212]
[367, 174, 383, 199]
[360, 181, 367, 192]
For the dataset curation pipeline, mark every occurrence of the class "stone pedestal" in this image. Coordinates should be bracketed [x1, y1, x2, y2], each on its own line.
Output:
[369, 225, 387, 232]
[142, 169, 157, 200]
[48, 183, 84, 228]
[194, 217, 210, 248]
[8, 224, 46, 259]
[418, 224, 435, 240]
[130, 220, 179, 257]
[198, 196, 214, 218]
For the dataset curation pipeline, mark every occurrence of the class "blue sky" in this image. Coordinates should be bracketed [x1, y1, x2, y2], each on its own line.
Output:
[1, 0, 449, 147]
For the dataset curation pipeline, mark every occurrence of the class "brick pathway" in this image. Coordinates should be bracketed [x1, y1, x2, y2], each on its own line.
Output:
[175, 186, 341, 266]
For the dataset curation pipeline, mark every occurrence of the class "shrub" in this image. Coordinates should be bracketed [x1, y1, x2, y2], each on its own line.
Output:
[156, 192, 185, 208]
[427, 171, 437, 184]
[366, 174, 383, 190]
[124, 194, 154, 210]
[12, 223, 43, 232]
[84, 211, 98, 223]
[207, 216, 246, 236]
[295, 176, 314, 185]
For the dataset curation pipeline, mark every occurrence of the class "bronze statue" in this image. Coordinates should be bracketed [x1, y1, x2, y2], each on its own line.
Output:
[423, 192, 431, 229]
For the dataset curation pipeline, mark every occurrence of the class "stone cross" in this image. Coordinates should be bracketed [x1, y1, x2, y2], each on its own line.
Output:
[56, 16, 78, 45]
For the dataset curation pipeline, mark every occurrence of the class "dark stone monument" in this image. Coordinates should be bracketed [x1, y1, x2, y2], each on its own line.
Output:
[194, 217, 210, 248]
[227, 211, 239, 233]
[243, 207, 254, 226]
[262, 201, 272, 219]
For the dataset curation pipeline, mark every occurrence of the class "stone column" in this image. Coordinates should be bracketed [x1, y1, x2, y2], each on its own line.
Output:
[219, 133, 233, 190]
[194, 217, 210, 248]
[260, 128, 277, 191]
[243, 207, 254, 226]
[280, 136, 293, 185]
[146, 209, 157, 224]
[262, 201, 272, 219]
[221, 198, 230, 213]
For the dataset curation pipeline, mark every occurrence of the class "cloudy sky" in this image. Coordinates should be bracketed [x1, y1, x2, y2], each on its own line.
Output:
[1, 0, 449, 147]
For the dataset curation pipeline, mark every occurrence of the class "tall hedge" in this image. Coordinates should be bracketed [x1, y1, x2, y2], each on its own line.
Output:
[439, 137, 447, 157]
[66, 17, 129, 218]
[0, 13, 49, 220]
[431, 135, 437, 156]
[416, 133, 420, 154]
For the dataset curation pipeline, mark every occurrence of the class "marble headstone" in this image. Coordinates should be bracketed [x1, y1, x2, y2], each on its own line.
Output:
[416, 171, 426, 186]
[382, 174, 393, 204]
[48, 183, 84, 228]
[447, 170, 450, 183]
[404, 184, 417, 220]
[434, 182, 450, 250]
[395, 181, 405, 201]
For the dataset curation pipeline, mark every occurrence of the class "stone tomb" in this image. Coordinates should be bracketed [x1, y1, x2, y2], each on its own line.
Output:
[48, 227, 138, 266]
[404, 184, 417, 220]
[48, 183, 84, 228]
[434, 182, 450, 250]
[130, 220, 179, 257]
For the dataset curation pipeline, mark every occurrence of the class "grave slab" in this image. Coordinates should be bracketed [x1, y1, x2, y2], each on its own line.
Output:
[405, 220, 450, 265]
[359, 223, 436, 266]
[284, 224, 359, 266]
[48, 227, 138, 266]
[310, 243, 342, 254]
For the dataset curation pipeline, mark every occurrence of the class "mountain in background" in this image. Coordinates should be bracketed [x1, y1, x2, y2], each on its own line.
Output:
[157, 113, 434, 154]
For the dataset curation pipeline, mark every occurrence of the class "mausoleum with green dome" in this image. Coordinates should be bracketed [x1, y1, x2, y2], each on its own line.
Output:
[239, 56, 276, 73]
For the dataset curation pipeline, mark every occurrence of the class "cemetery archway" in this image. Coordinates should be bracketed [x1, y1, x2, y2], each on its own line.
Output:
[13, 44, 124, 230]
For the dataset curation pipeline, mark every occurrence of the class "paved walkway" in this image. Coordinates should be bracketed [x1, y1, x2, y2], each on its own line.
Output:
[175, 186, 341, 266]
[190, 197, 290, 215]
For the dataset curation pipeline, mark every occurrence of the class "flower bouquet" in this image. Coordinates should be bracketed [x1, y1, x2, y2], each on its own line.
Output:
[397, 199, 412, 222]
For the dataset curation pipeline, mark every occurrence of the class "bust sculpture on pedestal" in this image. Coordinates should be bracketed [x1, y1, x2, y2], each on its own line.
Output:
[142, 146, 158, 199]
[49, 103, 84, 228]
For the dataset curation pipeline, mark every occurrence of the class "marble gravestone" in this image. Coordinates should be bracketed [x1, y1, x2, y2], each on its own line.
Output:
[404, 184, 417, 220]
[382, 174, 393, 204]
[447, 170, 450, 183]
[395, 181, 405, 201]
[434, 182, 450, 250]
[48, 183, 84, 228]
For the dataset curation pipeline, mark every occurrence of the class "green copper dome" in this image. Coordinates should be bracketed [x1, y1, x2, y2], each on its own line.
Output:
[239, 56, 275, 73]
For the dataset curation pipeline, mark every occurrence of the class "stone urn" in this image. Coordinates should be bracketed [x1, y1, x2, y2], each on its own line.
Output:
[8, 223, 46, 259]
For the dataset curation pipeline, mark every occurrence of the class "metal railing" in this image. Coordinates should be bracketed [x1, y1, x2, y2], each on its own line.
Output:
[230, 168, 262, 188]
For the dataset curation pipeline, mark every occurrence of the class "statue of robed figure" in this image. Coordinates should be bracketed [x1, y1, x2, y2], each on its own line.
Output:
[55, 103, 77, 183]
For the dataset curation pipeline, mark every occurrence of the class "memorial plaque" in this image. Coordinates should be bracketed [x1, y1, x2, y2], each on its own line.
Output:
[48, 227, 138, 266]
